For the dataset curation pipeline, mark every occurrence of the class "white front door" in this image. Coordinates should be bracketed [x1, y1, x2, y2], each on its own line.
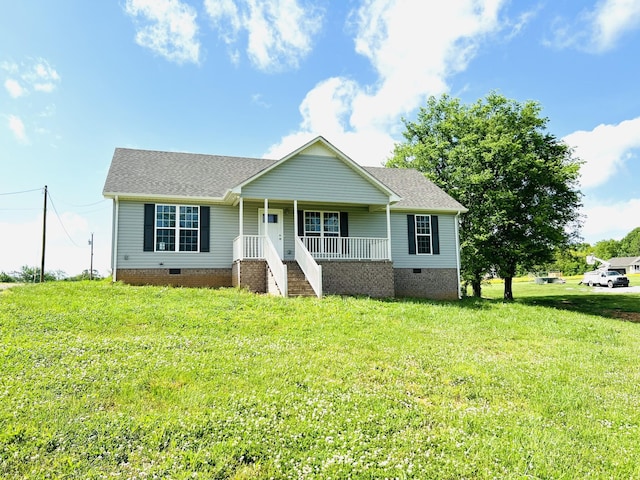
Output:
[258, 208, 284, 258]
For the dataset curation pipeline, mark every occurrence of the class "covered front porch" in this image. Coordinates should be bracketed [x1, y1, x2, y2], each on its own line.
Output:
[232, 198, 393, 297]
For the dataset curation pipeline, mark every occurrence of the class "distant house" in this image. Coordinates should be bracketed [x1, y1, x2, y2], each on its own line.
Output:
[102, 136, 467, 299]
[607, 256, 640, 275]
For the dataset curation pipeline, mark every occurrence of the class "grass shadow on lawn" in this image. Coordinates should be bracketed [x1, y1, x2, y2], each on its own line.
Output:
[514, 293, 640, 323]
[386, 285, 640, 323]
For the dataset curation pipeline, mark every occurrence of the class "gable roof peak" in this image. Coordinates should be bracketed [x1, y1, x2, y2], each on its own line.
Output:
[233, 135, 401, 202]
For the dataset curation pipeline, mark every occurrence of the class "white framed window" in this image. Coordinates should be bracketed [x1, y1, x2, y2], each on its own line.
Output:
[415, 214, 432, 254]
[155, 204, 199, 252]
[304, 211, 340, 237]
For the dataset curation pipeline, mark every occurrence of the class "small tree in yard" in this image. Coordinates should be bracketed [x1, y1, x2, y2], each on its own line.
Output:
[388, 93, 583, 300]
[12, 266, 65, 283]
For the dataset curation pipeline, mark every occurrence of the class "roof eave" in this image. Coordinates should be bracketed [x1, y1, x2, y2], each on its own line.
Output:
[391, 206, 469, 214]
[102, 191, 227, 203]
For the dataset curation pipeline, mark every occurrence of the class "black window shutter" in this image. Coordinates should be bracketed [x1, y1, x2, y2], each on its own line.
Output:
[297, 210, 304, 236]
[431, 215, 440, 254]
[340, 212, 349, 237]
[200, 206, 210, 252]
[143, 203, 155, 252]
[407, 214, 416, 255]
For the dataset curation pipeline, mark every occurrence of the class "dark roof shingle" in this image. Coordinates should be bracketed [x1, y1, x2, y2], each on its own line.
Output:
[365, 166, 466, 211]
[103, 148, 275, 198]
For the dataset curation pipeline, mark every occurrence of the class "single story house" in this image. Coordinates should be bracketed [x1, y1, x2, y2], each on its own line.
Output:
[607, 256, 640, 275]
[102, 136, 467, 299]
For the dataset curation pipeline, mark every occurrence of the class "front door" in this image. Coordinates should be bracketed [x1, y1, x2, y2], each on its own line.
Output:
[258, 208, 284, 258]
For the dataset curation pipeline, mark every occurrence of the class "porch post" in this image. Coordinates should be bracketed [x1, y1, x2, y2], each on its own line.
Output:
[264, 198, 268, 227]
[294, 200, 298, 238]
[386, 203, 392, 261]
[239, 197, 244, 260]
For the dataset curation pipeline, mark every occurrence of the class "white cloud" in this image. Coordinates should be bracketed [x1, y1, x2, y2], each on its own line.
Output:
[204, 0, 323, 71]
[24, 59, 61, 93]
[1, 58, 60, 96]
[548, 0, 640, 52]
[0, 61, 18, 74]
[268, 0, 507, 166]
[563, 117, 640, 189]
[4, 78, 25, 98]
[7, 115, 28, 144]
[591, 0, 640, 51]
[582, 197, 640, 242]
[125, 0, 200, 64]
[251, 93, 271, 108]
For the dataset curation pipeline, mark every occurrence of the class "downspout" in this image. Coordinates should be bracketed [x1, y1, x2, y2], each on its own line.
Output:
[386, 203, 392, 261]
[239, 197, 244, 260]
[454, 210, 462, 299]
[112, 196, 119, 282]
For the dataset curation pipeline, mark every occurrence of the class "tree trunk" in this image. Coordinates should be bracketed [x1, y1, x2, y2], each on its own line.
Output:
[472, 279, 482, 297]
[503, 276, 514, 300]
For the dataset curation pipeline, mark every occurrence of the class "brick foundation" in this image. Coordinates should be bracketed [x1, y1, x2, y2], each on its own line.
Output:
[318, 261, 394, 298]
[394, 268, 459, 300]
[115, 264, 460, 300]
[233, 260, 267, 293]
[116, 268, 232, 288]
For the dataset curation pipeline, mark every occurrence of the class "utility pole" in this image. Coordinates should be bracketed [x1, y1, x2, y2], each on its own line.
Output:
[40, 185, 47, 283]
[88, 233, 94, 280]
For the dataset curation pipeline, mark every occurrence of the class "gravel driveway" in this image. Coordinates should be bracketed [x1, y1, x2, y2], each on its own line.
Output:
[590, 285, 640, 294]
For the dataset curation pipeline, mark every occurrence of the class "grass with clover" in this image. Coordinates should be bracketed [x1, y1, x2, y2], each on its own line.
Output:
[1, 279, 640, 478]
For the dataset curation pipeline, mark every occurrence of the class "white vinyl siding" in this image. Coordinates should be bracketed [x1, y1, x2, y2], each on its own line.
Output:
[115, 201, 237, 269]
[391, 212, 458, 268]
[241, 154, 390, 205]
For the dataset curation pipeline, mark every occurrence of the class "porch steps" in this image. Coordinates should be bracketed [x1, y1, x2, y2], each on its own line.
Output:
[284, 261, 317, 297]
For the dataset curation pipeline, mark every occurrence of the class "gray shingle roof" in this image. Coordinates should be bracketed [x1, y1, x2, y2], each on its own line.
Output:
[103, 148, 276, 198]
[103, 147, 467, 211]
[608, 256, 640, 267]
[365, 166, 467, 212]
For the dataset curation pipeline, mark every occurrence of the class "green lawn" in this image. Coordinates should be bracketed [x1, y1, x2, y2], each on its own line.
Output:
[1, 280, 639, 479]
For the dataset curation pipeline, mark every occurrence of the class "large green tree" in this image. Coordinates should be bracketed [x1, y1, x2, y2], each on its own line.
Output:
[619, 227, 640, 256]
[592, 238, 621, 260]
[388, 93, 583, 299]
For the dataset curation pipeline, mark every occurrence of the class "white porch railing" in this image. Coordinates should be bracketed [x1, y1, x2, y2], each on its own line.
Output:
[295, 236, 322, 298]
[302, 236, 389, 260]
[233, 235, 288, 296]
[234, 235, 390, 262]
[264, 236, 287, 296]
[233, 235, 264, 260]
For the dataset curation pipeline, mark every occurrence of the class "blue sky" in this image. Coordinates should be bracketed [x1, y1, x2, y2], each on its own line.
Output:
[1, 0, 639, 277]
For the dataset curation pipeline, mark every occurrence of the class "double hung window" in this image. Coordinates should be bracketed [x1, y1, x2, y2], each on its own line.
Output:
[415, 215, 432, 254]
[155, 205, 199, 252]
[303, 210, 341, 255]
[304, 211, 340, 237]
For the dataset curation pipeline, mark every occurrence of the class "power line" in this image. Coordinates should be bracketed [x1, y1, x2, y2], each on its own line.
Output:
[0, 207, 42, 211]
[47, 190, 82, 248]
[0, 187, 42, 196]
[58, 198, 108, 208]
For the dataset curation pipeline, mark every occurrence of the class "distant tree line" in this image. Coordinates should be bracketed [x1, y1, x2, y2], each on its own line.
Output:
[0, 266, 103, 283]
[536, 227, 640, 277]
